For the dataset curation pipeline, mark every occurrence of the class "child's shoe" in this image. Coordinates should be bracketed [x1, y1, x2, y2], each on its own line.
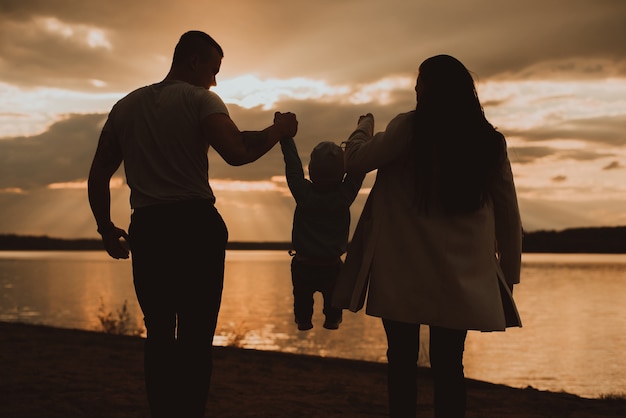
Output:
[323, 317, 342, 330]
[296, 319, 313, 331]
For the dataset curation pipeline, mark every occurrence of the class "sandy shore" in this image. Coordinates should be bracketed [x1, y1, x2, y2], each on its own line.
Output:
[0, 321, 623, 417]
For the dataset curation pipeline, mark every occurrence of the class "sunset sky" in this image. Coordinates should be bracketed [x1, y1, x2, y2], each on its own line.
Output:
[1, 0, 625, 241]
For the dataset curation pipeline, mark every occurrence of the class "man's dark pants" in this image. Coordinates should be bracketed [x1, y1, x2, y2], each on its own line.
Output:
[129, 200, 228, 418]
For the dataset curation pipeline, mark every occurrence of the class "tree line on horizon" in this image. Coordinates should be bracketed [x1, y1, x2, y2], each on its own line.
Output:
[0, 226, 625, 253]
[0, 234, 291, 251]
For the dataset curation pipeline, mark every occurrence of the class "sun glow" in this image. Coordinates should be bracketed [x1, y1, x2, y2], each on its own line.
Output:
[210, 178, 289, 194]
[39, 17, 112, 50]
[213, 75, 349, 109]
[47, 177, 125, 190]
[0, 188, 25, 194]
[348, 76, 413, 105]
[479, 78, 626, 131]
[213, 74, 413, 109]
[0, 82, 122, 138]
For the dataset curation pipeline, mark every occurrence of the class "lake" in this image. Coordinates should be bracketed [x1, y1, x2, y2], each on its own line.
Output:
[0, 250, 624, 399]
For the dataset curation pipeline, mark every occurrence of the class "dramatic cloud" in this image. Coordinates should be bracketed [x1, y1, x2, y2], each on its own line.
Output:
[1, 0, 625, 238]
[2, 0, 626, 91]
[603, 161, 622, 170]
[508, 114, 626, 146]
[0, 113, 104, 189]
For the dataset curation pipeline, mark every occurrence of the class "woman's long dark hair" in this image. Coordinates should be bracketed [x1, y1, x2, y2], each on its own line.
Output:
[413, 55, 505, 214]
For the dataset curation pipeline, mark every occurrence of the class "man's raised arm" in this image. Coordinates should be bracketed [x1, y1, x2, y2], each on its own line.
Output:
[202, 111, 298, 166]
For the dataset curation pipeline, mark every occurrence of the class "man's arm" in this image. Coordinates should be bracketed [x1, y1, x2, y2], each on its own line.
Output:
[202, 111, 297, 166]
[87, 127, 129, 259]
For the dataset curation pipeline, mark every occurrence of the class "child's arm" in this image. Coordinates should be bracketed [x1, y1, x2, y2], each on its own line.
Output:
[279, 137, 310, 202]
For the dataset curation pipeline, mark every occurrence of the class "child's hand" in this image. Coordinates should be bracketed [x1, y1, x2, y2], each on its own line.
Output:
[358, 113, 374, 124]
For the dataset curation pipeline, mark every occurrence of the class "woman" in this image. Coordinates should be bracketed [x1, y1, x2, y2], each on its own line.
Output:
[333, 55, 522, 417]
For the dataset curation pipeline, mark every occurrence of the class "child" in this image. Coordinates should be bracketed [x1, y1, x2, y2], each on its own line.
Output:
[280, 137, 365, 331]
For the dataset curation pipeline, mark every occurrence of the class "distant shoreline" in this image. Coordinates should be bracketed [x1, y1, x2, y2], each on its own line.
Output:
[0, 225, 625, 253]
[0, 234, 293, 251]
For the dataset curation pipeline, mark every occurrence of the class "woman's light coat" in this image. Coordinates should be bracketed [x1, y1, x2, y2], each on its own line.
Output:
[333, 113, 522, 331]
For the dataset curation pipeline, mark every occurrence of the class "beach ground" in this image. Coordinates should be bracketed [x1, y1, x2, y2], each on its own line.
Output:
[0, 321, 624, 417]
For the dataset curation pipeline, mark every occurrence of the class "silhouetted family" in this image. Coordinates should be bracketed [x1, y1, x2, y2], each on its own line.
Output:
[88, 30, 522, 418]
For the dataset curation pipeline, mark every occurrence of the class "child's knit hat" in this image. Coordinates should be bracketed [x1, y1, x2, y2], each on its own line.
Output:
[308, 141, 344, 184]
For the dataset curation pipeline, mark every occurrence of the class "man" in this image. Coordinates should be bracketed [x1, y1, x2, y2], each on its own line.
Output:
[88, 30, 297, 418]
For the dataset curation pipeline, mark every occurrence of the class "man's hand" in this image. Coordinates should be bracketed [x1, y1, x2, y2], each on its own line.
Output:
[100, 225, 130, 259]
[274, 112, 298, 138]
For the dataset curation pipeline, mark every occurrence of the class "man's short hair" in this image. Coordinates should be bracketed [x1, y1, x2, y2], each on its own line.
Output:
[173, 31, 223, 64]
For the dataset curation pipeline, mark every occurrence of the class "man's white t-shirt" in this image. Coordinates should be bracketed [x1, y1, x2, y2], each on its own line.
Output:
[103, 80, 229, 209]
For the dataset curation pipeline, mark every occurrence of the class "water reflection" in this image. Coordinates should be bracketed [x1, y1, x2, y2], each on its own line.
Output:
[0, 251, 624, 398]
[0, 251, 142, 332]
[463, 253, 626, 398]
[217, 251, 397, 363]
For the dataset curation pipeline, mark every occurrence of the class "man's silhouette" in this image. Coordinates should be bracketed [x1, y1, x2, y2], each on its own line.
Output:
[88, 30, 297, 418]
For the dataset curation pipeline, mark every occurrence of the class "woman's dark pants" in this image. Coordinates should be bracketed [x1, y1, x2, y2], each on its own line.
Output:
[383, 318, 468, 418]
